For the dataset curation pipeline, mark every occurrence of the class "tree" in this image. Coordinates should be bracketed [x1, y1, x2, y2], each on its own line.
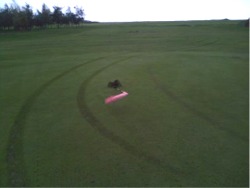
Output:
[41, 4, 51, 27]
[33, 10, 43, 28]
[52, 6, 63, 28]
[244, 19, 249, 27]
[0, 2, 86, 31]
[74, 6, 85, 25]
[65, 7, 76, 26]
[34, 4, 51, 28]
[22, 4, 33, 29]
[0, 4, 14, 30]
[12, 3, 33, 30]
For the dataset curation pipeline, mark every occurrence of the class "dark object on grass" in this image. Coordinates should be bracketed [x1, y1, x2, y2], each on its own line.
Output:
[108, 80, 122, 89]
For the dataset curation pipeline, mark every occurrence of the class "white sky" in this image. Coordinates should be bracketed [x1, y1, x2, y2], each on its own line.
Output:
[0, 0, 249, 22]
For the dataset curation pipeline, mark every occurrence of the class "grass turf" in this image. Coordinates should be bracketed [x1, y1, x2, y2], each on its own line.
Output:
[0, 20, 249, 187]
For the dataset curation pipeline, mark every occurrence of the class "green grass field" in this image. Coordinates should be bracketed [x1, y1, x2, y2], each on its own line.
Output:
[0, 20, 249, 187]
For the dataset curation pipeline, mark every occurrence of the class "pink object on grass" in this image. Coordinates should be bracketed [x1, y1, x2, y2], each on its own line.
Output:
[105, 91, 128, 104]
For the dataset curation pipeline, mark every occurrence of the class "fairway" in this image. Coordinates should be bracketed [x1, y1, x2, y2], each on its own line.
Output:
[0, 20, 249, 187]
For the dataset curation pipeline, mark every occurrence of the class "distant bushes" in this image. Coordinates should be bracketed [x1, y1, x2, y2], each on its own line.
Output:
[244, 19, 249, 27]
[0, 2, 85, 31]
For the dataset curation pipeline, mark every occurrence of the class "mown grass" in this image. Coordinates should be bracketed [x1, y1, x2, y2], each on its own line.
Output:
[0, 20, 248, 187]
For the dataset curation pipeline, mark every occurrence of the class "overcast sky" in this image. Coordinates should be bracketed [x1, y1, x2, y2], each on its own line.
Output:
[0, 0, 249, 22]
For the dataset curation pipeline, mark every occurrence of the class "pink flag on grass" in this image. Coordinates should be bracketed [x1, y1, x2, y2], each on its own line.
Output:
[105, 91, 128, 104]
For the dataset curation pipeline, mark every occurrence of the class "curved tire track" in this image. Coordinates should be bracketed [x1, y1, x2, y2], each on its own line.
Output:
[166, 38, 219, 53]
[149, 69, 248, 143]
[6, 57, 106, 186]
[77, 57, 184, 175]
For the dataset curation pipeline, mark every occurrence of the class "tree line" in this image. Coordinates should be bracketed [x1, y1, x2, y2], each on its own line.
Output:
[0, 2, 85, 31]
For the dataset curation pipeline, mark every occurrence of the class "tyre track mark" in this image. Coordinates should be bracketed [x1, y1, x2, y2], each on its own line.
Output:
[149, 69, 247, 143]
[77, 57, 184, 175]
[6, 57, 106, 186]
[165, 38, 219, 52]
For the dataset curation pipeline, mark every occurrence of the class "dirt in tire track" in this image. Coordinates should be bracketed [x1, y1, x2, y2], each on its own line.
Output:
[77, 57, 184, 176]
[5, 57, 106, 187]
